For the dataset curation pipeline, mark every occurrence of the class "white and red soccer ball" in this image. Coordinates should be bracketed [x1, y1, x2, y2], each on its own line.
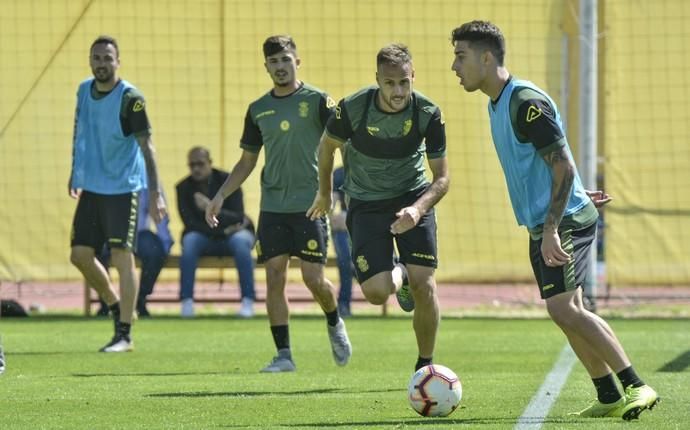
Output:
[407, 364, 463, 417]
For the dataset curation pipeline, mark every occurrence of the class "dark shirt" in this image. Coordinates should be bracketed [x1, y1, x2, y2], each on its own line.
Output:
[176, 168, 248, 239]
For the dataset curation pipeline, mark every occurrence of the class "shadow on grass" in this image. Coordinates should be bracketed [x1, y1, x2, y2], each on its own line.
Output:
[73, 371, 230, 378]
[220, 416, 589, 428]
[10, 351, 89, 356]
[658, 349, 690, 372]
[147, 387, 403, 398]
[147, 388, 341, 398]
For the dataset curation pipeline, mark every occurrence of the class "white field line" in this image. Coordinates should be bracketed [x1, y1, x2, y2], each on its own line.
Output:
[514, 344, 577, 430]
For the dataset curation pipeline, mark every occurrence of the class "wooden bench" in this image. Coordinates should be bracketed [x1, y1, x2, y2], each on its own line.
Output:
[84, 255, 387, 316]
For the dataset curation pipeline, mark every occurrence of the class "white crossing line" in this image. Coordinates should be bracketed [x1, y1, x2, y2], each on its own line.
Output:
[514, 344, 577, 430]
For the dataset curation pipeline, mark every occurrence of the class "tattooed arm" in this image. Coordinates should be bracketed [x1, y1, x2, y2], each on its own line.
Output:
[541, 146, 575, 266]
[543, 147, 575, 232]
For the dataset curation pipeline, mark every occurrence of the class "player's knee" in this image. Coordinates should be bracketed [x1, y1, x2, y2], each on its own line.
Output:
[361, 284, 389, 305]
[302, 271, 325, 290]
[547, 301, 580, 328]
[410, 280, 436, 300]
[265, 264, 287, 285]
[70, 248, 92, 268]
[109, 247, 134, 266]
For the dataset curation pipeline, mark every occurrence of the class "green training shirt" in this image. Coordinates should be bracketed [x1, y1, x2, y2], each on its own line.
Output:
[240, 82, 335, 212]
[325, 86, 446, 201]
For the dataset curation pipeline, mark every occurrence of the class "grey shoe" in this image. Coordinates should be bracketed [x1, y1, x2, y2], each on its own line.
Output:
[327, 318, 352, 366]
[395, 265, 415, 312]
[260, 356, 296, 373]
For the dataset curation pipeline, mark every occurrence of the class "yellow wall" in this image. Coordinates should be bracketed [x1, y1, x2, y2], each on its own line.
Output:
[9, 0, 679, 284]
[602, 0, 690, 284]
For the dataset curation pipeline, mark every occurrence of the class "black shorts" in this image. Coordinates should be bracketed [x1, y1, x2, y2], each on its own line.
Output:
[256, 211, 329, 264]
[346, 187, 438, 283]
[529, 222, 596, 299]
[71, 191, 139, 251]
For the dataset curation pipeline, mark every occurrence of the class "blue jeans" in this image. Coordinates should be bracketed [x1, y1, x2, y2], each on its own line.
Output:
[136, 231, 168, 299]
[332, 229, 352, 306]
[179, 230, 255, 301]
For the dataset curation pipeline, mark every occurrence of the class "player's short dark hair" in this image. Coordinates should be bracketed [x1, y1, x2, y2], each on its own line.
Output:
[90, 35, 119, 57]
[263, 35, 297, 58]
[188, 146, 211, 160]
[376, 43, 412, 68]
[451, 21, 505, 66]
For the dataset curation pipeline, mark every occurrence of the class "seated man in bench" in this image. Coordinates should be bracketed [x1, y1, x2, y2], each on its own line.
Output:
[176, 146, 256, 318]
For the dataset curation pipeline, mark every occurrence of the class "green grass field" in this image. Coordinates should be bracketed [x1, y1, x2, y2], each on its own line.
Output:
[0, 316, 688, 429]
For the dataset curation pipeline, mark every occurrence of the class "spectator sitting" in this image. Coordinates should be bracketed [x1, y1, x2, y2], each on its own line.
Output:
[176, 146, 256, 318]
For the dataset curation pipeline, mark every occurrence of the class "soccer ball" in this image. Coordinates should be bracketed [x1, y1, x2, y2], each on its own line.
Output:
[407, 364, 462, 417]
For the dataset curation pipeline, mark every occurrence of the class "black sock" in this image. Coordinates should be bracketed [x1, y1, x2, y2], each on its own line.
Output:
[592, 374, 622, 404]
[118, 322, 131, 338]
[108, 302, 121, 321]
[325, 309, 339, 327]
[270, 325, 290, 351]
[415, 356, 433, 371]
[617, 366, 644, 389]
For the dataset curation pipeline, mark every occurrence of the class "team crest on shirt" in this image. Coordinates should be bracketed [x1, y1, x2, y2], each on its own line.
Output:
[356, 255, 369, 273]
[307, 239, 318, 251]
[526, 105, 543, 122]
[280, 120, 290, 131]
[298, 102, 309, 118]
[402, 119, 412, 136]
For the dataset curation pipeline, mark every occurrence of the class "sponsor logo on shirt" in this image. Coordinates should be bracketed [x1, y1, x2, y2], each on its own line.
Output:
[256, 110, 276, 119]
[280, 120, 290, 131]
[132, 100, 145, 112]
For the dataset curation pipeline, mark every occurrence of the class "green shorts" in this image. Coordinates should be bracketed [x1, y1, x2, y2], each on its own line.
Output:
[529, 222, 596, 299]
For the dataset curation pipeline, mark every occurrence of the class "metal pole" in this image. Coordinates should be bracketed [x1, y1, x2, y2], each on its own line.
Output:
[579, 0, 599, 311]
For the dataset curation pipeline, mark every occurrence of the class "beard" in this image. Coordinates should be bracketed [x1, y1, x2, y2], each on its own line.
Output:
[382, 95, 408, 112]
[93, 68, 113, 83]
